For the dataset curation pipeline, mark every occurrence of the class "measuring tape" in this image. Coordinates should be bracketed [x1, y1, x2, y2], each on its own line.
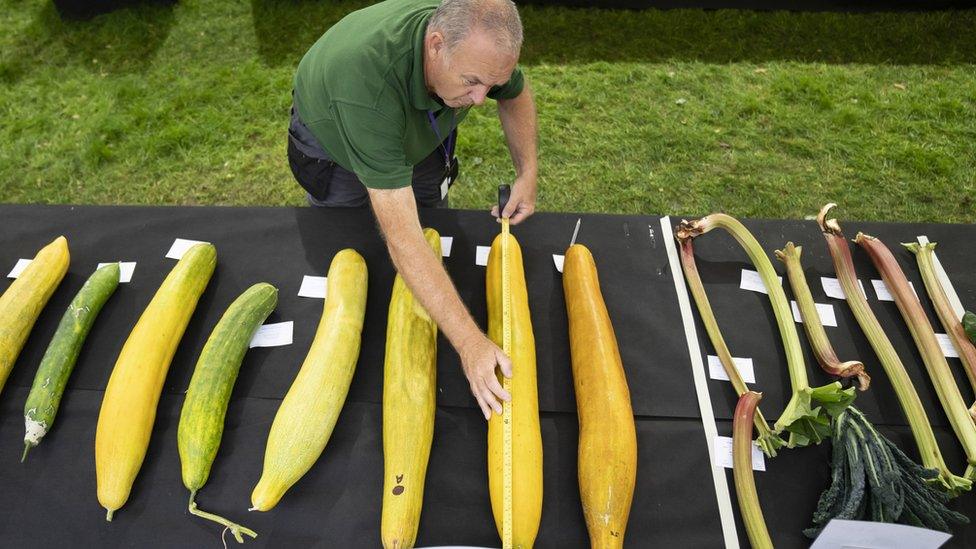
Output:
[499, 185, 514, 549]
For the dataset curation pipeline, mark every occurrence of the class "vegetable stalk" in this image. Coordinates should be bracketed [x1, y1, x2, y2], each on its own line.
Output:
[906, 242, 976, 420]
[677, 215, 854, 448]
[964, 312, 976, 344]
[856, 233, 976, 478]
[678, 238, 785, 457]
[775, 242, 870, 390]
[733, 391, 774, 549]
[816, 204, 970, 495]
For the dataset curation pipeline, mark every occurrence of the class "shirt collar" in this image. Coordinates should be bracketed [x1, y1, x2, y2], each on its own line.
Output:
[408, 16, 443, 112]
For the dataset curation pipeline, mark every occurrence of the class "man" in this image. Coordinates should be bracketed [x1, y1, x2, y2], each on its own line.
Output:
[288, 0, 538, 420]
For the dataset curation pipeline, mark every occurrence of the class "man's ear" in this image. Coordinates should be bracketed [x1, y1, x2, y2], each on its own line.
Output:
[427, 30, 445, 59]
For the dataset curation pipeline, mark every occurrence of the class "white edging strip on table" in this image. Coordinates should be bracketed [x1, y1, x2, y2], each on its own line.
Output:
[660, 216, 740, 549]
[917, 235, 965, 321]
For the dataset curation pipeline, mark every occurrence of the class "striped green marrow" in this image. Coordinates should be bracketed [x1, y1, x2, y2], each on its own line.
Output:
[178, 282, 278, 543]
[23, 262, 121, 461]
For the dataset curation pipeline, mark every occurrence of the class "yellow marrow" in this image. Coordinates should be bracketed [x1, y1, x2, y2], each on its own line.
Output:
[250, 249, 367, 511]
[564, 244, 637, 548]
[0, 235, 70, 394]
[381, 228, 441, 549]
[486, 232, 543, 548]
[95, 243, 216, 520]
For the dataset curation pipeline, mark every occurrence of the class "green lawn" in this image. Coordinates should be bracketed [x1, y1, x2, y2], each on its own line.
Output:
[1, 1, 974, 222]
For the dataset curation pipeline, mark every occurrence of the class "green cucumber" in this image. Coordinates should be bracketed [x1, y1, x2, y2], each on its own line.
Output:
[964, 311, 976, 345]
[23, 262, 120, 461]
[178, 282, 277, 542]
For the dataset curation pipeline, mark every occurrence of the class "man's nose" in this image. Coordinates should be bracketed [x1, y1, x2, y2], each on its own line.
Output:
[470, 85, 489, 105]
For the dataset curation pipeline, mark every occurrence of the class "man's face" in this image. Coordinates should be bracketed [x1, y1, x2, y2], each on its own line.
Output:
[426, 29, 517, 109]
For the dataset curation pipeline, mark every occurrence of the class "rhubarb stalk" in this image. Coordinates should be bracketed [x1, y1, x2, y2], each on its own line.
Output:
[816, 204, 970, 495]
[906, 242, 976, 420]
[733, 391, 774, 549]
[677, 214, 854, 448]
[857, 233, 976, 478]
[678, 238, 785, 457]
[775, 242, 870, 390]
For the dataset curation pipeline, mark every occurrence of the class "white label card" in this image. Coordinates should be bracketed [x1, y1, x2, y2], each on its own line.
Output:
[249, 321, 294, 348]
[298, 276, 328, 299]
[713, 435, 765, 471]
[811, 519, 951, 549]
[166, 238, 208, 260]
[553, 254, 565, 273]
[440, 236, 454, 258]
[791, 300, 838, 327]
[872, 279, 917, 302]
[475, 246, 491, 267]
[821, 277, 867, 300]
[97, 262, 136, 283]
[935, 333, 959, 358]
[6, 258, 32, 279]
[739, 269, 782, 294]
[707, 355, 755, 384]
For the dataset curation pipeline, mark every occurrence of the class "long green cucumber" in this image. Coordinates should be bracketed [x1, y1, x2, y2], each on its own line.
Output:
[23, 262, 120, 461]
[178, 282, 278, 542]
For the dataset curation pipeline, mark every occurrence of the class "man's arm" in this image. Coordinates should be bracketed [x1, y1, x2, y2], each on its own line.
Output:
[368, 186, 512, 420]
[493, 80, 539, 225]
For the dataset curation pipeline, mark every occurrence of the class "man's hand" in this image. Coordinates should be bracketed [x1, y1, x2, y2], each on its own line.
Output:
[491, 173, 536, 225]
[459, 333, 513, 420]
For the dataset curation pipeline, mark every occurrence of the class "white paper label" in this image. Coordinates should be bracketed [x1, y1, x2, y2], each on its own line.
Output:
[935, 333, 959, 358]
[872, 279, 917, 302]
[713, 435, 764, 471]
[821, 277, 867, 300]
[739, 269, 782, 294]
[440, 236, 454, 258]
[811, 519, 951, 549]
[6, 258, 31, 279]
[475, 246, 491, 267]
[166, 238, 208, 260]
[707, 355, 755, 384]
[440, 176, 450, 200]
[791, 300, 838, 327]
[249, 321, 294, 348]
[553, 254, 565, 273]
[298, 276, 328, 299]
[97, 262, 136, 283]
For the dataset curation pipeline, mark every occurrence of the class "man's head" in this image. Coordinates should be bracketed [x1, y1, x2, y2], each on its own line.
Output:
[424, 0, 523, 109]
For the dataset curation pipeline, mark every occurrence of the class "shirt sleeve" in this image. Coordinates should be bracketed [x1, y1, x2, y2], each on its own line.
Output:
[330, 101, 413, 190]
[487, 65, 525, 101]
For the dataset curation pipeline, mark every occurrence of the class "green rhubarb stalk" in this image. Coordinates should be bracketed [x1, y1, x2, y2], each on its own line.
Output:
[733, 391, 774, 549]
[857, 233, 976, 479]
[678, 238, 785, 457]
[677, 215, 854, 448]
[906, 242, 976, 420]
[776, 242, 870, 390]
[817, 204, 970, 495]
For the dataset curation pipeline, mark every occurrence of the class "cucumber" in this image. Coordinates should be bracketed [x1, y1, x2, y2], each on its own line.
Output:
[23, 262, 119, 461]
[178, 282, 278, 542]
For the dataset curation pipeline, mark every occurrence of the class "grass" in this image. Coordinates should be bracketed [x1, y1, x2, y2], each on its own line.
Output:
[1, 0, 975, 222]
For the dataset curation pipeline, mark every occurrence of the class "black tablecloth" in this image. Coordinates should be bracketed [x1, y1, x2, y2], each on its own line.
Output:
[0, 204, 973, 547]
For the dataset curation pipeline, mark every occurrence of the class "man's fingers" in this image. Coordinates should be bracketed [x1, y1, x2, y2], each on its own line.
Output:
[481, 385, 503, 415]
[471, 384, 492, 420]
[485, 374, 512, 402]
[490, 205, 499, 218]
[496, 350, 514, 378]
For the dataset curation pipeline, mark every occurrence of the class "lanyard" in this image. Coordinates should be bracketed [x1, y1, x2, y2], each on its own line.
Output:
[426, 109, 456, 171]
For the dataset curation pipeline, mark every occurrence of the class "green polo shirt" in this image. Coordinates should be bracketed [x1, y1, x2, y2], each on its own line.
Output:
[293, 0, 524, 189]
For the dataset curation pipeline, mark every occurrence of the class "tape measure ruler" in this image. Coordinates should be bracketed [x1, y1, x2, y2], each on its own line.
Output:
[498, 184, 513, 549]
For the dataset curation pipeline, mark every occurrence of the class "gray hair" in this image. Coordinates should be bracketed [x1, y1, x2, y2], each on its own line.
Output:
[428, 0, 524, 56]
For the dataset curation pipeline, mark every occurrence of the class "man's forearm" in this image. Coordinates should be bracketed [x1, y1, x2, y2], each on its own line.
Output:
[370, 188, 482, 351]
[497, 81, 538, 179]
